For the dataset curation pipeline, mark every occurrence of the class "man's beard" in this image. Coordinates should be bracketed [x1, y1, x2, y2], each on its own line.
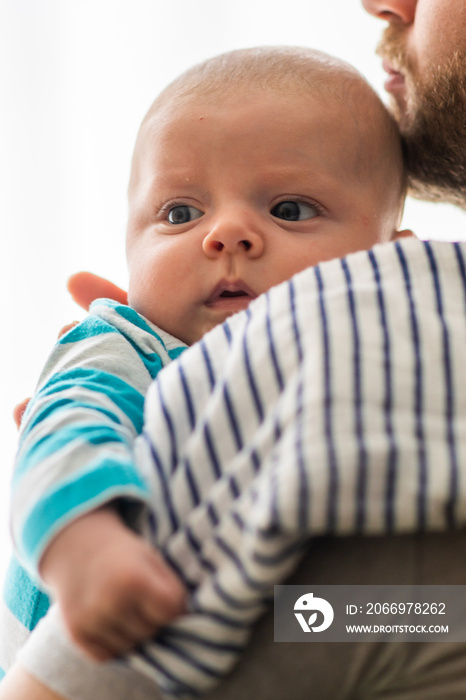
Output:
[378, 26, 466, 208]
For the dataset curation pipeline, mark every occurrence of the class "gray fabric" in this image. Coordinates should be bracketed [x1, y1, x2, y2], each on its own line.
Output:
[17, 607, 162, 700]
[18, 531, 466, 700]
[205, 531, 466, 700]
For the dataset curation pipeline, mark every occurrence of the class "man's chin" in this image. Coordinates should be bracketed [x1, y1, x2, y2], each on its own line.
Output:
[379, 28, 466, 210]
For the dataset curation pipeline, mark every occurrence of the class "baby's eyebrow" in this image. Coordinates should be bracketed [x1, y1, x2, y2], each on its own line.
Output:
[258, 166, 313, 183]
[155, 171, 205, 191]
[256, 166, 342, 194]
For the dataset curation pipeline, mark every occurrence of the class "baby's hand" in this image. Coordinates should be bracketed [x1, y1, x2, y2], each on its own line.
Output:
[40, 506, 186, 661]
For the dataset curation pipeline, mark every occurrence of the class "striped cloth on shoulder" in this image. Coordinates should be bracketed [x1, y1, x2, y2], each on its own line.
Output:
[127, 238, 466, 697]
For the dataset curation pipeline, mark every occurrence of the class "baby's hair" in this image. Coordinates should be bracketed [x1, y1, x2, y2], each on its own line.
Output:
[152, 46, 365, 105]
[131, 46, 406, 218]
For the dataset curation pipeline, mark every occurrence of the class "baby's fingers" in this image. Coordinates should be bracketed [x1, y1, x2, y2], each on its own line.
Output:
[146, 551, 187, 612]
[142, 569, 187, 625]
[70, 623, 134, 662]
[116, 609, 162, 648]
[72, 614, 159, 662]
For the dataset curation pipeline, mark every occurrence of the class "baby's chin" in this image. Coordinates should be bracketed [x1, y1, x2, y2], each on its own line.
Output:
[181, 313, 241, 346]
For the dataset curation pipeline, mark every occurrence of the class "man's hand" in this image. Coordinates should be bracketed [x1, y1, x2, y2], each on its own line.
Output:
[13, 400, 30, 430]
[40, 507, 186, 661]
[13, 273, 128, 428]
[67, 272, 128, 311]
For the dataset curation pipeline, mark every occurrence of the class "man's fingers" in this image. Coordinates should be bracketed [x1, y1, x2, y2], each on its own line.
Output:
[67, 272, 128, 311]
[13, 399, 30, 429]
[57, 321, 79, 339]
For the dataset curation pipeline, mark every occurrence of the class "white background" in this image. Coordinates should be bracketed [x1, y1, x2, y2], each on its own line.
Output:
[0, 0, 465, 584]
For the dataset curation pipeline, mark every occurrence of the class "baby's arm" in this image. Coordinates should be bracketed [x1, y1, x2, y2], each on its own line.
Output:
[39, 506, 185, 661]
[0, 666, 64, 700]
[10, 300, 187, 657]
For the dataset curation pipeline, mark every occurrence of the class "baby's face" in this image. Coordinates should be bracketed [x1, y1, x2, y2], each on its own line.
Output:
[127, 90, 402, 345]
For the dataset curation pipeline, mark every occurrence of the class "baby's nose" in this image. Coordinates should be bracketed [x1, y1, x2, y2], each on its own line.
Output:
[202, 213, 264, 258]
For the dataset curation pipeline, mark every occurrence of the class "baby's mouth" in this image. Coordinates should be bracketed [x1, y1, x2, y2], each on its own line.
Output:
[206, 281, 256, 311]
[219, 290, 248, 298]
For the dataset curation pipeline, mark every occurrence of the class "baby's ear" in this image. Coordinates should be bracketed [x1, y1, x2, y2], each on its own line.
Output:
[390, 228, 416, 241]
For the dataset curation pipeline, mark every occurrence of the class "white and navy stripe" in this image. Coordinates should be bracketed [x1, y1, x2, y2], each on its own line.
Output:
[130, 238, 466, 697]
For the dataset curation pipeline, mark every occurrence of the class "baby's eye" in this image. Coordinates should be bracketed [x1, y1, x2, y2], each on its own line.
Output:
[167, 205, 203, 224]
[271, 200, 318, 222]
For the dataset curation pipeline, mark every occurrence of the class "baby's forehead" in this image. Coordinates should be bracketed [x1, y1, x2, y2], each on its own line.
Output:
[133, 77, 384, 176]
[129, 59, 402, 197]
[140, 71, 372, 136]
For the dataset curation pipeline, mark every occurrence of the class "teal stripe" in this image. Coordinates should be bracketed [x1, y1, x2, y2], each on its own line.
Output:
[133, 348, 164, 379]
[102, 304, 178, 377]
[20, 458, 151, 566]
[121, 330, 184, 378]
[91, 303, 179, 378]
[0, 666, 5, 681]
[169, 347, 186, 361]
[25, 398, 122, 435]
[95, 300, 169, 345]
[14, 424, 131, 487]
[59, 315, 117, 345]
[3, 556, 50, 631]
[115, 304, 164, 338]
[93, 300, 187, 358]
[27, 367, 144, 433]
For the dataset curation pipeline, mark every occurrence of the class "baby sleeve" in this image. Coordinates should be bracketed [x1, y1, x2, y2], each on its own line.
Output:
[10, 299, 186, 579]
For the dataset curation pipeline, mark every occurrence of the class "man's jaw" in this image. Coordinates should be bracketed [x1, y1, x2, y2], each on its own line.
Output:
[376, 26, 466, 209]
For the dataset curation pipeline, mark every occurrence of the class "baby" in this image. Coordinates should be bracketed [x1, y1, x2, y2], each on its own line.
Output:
[3, 46, 409, 699]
